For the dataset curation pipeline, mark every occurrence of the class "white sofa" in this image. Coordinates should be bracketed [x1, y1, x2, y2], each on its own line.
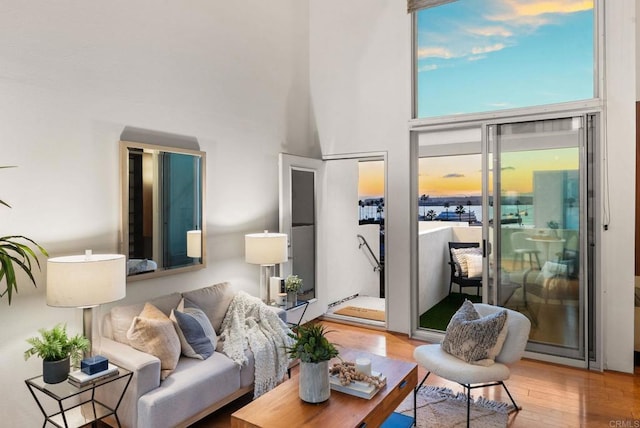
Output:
[96, 282, 286, 428]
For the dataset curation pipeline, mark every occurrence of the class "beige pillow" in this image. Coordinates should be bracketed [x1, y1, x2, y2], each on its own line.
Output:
[127, 303, 181, 380]
[110, 292, 182, 344]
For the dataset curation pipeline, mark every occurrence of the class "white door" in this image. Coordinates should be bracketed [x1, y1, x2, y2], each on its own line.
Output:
[279, 153, 324, 324]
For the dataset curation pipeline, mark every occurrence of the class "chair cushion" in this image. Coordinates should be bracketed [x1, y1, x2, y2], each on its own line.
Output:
[170, 298, 217, 360]
[414, 344, 511, 384]
[451, 247, 482, 277]
[441, 300, 508, 366]
[464, 253, 483, 278]
[127, 303, 181, 380]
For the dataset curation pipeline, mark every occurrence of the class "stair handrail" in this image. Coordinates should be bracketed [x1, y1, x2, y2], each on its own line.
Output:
[357, 234, 382, 273]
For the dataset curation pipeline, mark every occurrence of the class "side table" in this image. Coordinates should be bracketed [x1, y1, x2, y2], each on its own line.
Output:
[25, 365, 132, 428]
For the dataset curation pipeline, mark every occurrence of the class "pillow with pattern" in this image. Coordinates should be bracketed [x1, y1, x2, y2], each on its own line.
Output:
[441, 300, 508, 366]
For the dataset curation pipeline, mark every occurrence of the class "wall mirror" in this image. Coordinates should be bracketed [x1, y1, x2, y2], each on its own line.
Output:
[120, 140, 206, 281]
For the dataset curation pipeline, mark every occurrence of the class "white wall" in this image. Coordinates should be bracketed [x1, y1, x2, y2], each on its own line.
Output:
[600, 0, 636, 372]
[0, 1, 312, 425]
[310, 0, 412, 333]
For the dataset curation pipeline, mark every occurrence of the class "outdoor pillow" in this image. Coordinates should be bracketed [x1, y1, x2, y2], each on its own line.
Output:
[451, 247, 482, 277]
[464, 253, 483, 278]
[127, 303, 181, 380]
[441, 300, 508, 366]
[170, 297, 217, 360]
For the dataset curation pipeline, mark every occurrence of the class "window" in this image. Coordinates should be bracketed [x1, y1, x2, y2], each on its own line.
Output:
[415, 0, 594, 118]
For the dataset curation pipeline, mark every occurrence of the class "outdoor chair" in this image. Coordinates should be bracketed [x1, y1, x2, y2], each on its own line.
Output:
[448, 242, 483, 296]
[510, 231, 541, 270]
[413, 303, 531, 428]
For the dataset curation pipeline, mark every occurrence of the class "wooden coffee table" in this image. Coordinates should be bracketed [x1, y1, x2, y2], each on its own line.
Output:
[231, 348, 417, 428]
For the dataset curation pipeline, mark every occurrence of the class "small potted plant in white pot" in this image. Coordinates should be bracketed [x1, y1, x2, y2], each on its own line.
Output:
[285, 324, 339, 403]
[285, 274, 303, 306]
[24, 323, 90, 384]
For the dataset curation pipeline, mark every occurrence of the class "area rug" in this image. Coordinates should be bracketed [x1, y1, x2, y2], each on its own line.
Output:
[333, 305, 385, 321]
[393, 386, 512, 428]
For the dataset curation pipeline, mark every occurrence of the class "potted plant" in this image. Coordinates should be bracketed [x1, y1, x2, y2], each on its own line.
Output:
[285, 274, 303, 306]
[1, 166, 49, 305]
[285, 324, 339, 403]
[24, 323, 90, 384]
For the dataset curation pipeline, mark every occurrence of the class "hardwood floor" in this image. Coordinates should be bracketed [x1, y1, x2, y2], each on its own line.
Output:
[192, 320, 640, 427]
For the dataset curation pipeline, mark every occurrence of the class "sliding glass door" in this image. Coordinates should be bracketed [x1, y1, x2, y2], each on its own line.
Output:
[415, 114, 596, 362]
[487, 116, 587, 359]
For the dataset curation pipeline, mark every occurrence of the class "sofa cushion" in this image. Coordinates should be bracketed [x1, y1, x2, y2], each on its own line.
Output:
[137, 352, 242, 428]
[441, 299, 508, 366]
[170, 298, 217, 360]
[110, 292, 182, 344]
[182, 282, 237, 333]
[127, 303, 181, 380]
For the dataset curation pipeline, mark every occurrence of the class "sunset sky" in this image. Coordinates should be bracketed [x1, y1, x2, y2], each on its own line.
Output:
[359, 1, 591, 200]
[416, 0, 593, 117]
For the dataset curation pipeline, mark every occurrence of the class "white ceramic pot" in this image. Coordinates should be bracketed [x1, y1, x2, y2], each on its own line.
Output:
[299, 361, 330, 403]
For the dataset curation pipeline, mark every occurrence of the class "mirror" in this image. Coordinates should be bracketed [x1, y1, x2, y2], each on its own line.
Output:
[120, 140, 206, 281]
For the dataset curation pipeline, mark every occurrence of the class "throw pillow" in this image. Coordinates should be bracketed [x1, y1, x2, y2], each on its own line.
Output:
[464, 253, 483, 278]
[170, 298, 218, 360]
[127, 303, 181, 380]
[441, 300, 508, 366]
[450, 247, 482, 277]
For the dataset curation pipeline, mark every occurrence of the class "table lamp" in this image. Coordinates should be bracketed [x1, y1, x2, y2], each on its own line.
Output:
[187, 230, 202, 258]
[245, 231, 288, 303]
[46, 250, 126, 357]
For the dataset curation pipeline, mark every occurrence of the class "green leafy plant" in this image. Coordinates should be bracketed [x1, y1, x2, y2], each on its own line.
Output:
[285, 274, 303, 293]
[285, 324, 339, 363]
[0, 166, 48, 305]
[24, 323, 89, 365]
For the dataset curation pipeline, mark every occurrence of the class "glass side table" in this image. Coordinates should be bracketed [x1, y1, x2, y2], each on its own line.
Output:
[25, 365, 132, 428]
[279, 299, 310, 328]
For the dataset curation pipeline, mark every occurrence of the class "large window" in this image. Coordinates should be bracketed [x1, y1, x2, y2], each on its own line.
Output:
[415, 0, 594, 118]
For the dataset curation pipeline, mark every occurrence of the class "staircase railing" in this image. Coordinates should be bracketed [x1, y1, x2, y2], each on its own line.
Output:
[357, 234, 382, 272]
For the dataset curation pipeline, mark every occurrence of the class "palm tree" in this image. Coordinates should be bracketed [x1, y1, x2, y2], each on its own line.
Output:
[467, 199, 472, 221]
[358, 200, 364, 221]
[443, 202, 450, 218]
[419, 194, 428, 219]
[426, 209, 437, 221]
[455, 204, 465, 221]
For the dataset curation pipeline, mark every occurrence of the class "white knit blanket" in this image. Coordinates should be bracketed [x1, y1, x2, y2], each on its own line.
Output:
[219, 291, 293, 397]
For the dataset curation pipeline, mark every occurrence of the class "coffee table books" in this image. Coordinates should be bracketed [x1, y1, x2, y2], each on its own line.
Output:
[68, 363, 119, 387]
[330, 371, 387, 399]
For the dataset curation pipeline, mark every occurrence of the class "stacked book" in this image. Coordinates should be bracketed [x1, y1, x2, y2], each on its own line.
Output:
[68, 363, 119, 388]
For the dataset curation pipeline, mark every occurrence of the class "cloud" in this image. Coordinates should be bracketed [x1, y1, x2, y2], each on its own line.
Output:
[487, 0, 593, 26]
[471, 43, 506, 55]
[418, 64, 438, 72]
[443, 173, 465, 178]
[467, 26, 513, 37]
[502, 166, 515, 171]
[417, 46, 454, 59]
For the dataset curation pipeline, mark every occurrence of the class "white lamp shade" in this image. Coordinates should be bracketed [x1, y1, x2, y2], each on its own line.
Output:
[245, 232, 288, 265]
[47, 253, 126, 308]
[187, 230, 202, 258]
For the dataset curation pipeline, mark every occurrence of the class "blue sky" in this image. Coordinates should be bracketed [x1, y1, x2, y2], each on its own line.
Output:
[416, 0, 594, 118]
